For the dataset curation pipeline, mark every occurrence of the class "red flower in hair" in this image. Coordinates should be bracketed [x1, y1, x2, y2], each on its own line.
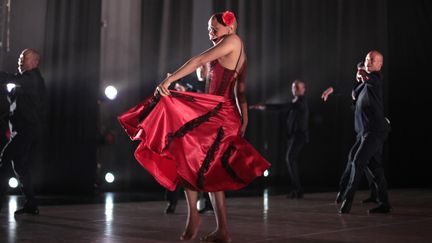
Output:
[222, 11, 235, 26]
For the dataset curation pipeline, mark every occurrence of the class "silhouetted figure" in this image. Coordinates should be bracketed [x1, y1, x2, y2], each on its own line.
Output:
[251, 80, 309, 199]
[0, 49, 46, 215]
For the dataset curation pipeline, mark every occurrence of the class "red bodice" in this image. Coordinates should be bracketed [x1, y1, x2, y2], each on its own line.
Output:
[207, 60, 240, 99]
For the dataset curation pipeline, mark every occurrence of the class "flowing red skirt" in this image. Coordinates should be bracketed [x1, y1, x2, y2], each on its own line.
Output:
[118, 91, 270, 192]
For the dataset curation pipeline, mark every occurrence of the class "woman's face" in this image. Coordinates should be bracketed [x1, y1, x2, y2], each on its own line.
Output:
[208, 17, 230, 45]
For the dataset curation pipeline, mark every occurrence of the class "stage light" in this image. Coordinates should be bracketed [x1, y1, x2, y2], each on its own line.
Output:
[263, 170, 269, 177]
[104, 85, 118, 100]
[8, 177, 19, 188]
[105, 172, 115, 183]
[6, 83, 16, 92]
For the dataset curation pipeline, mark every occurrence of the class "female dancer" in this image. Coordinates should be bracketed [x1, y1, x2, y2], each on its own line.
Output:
[119, 11, 270, 242]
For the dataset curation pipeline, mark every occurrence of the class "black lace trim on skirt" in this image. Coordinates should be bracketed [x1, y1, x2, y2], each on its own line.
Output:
[163, 102, 223, 151]
[138, 94, 160, 123]
[197, 127, 224, 189]
[221, 144, 244, 183]
[171, 92, 196, 102]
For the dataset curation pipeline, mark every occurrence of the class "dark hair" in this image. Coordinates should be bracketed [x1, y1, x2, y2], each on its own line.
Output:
[212, 12, 226, 26]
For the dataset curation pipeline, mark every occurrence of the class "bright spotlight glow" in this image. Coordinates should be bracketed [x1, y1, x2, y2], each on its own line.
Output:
[6, 83, 16, 93]
[263, 170, 269, 177]
[9, 177, 19, 188]
[104, 86, 118, 100]
[105, 172, 115, 183]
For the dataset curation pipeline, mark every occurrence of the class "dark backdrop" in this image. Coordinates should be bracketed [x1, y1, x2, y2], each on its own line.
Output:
[41, 0, 102, 193]
[212, 0, 390, 189]
[1, 0, 430, 194]
[112, 0, 431, 191]
[386, 1, 431, 187]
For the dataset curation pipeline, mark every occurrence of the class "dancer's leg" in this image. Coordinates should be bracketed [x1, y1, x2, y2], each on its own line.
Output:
[202, 191, 231, 243]
[180, 188, 200, 241]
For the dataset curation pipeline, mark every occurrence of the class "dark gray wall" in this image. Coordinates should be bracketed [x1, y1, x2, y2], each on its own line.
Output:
[0, 0, 47, 72]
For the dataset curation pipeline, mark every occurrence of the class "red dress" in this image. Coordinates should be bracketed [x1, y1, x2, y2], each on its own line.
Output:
[118, 60, 270, 192]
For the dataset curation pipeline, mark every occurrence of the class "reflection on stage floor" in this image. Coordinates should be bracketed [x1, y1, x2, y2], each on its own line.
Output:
[1, 189, 432, 242]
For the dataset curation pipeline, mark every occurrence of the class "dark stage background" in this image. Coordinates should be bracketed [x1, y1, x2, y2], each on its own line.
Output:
[0, 0, 430, 195]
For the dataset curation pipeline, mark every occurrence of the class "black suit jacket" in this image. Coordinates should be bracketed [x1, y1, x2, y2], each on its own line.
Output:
[265, 96, 309, 142]
[0, 68, 46, 130]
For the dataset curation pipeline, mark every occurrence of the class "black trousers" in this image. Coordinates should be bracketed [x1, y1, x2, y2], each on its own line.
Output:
[341, 132, 389, 205]
[0, 126, 39, 208]
[165, 185, 182, 204]
[338, 135, 378, 199]
[286, 136, 307, 193]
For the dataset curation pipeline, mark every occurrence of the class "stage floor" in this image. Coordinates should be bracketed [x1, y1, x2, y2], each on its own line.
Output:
[1, 189, 431, 242]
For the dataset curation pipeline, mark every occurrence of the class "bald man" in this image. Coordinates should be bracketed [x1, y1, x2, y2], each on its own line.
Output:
[0, 48, 46, 215]
[337, 51, 391, 214]
[323, 59, 382, 206]
[251, 80, 309, 199]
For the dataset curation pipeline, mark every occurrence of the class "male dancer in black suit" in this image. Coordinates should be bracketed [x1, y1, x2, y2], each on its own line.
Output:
[322, 66, 381, 205]
[251, 80, 309, 199]
[323, 51, 391, 214]
[0, 48, 46, 215]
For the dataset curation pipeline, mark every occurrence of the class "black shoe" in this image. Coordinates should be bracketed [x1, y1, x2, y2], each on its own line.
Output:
[338, 200, 352, 214]
[335, 192, 343, 204]
[164, 202, 176, 214]
[15, 206, 39, 215]
[368, 204, 392, 214]
[361, 197, 379, 204]
[198, 204, 213, 214]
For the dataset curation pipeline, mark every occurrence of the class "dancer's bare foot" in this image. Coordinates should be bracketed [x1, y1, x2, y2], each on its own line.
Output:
[180, 213, 201, 241]
[200, 229, 232, 243]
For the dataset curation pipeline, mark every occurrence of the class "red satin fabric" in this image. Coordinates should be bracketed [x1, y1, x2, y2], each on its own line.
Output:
[207, 60, 238, 98]
[118, 60, 270, 192]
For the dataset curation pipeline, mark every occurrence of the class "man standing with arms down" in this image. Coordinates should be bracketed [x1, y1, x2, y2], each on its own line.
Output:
[0, 48, 46, 215]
